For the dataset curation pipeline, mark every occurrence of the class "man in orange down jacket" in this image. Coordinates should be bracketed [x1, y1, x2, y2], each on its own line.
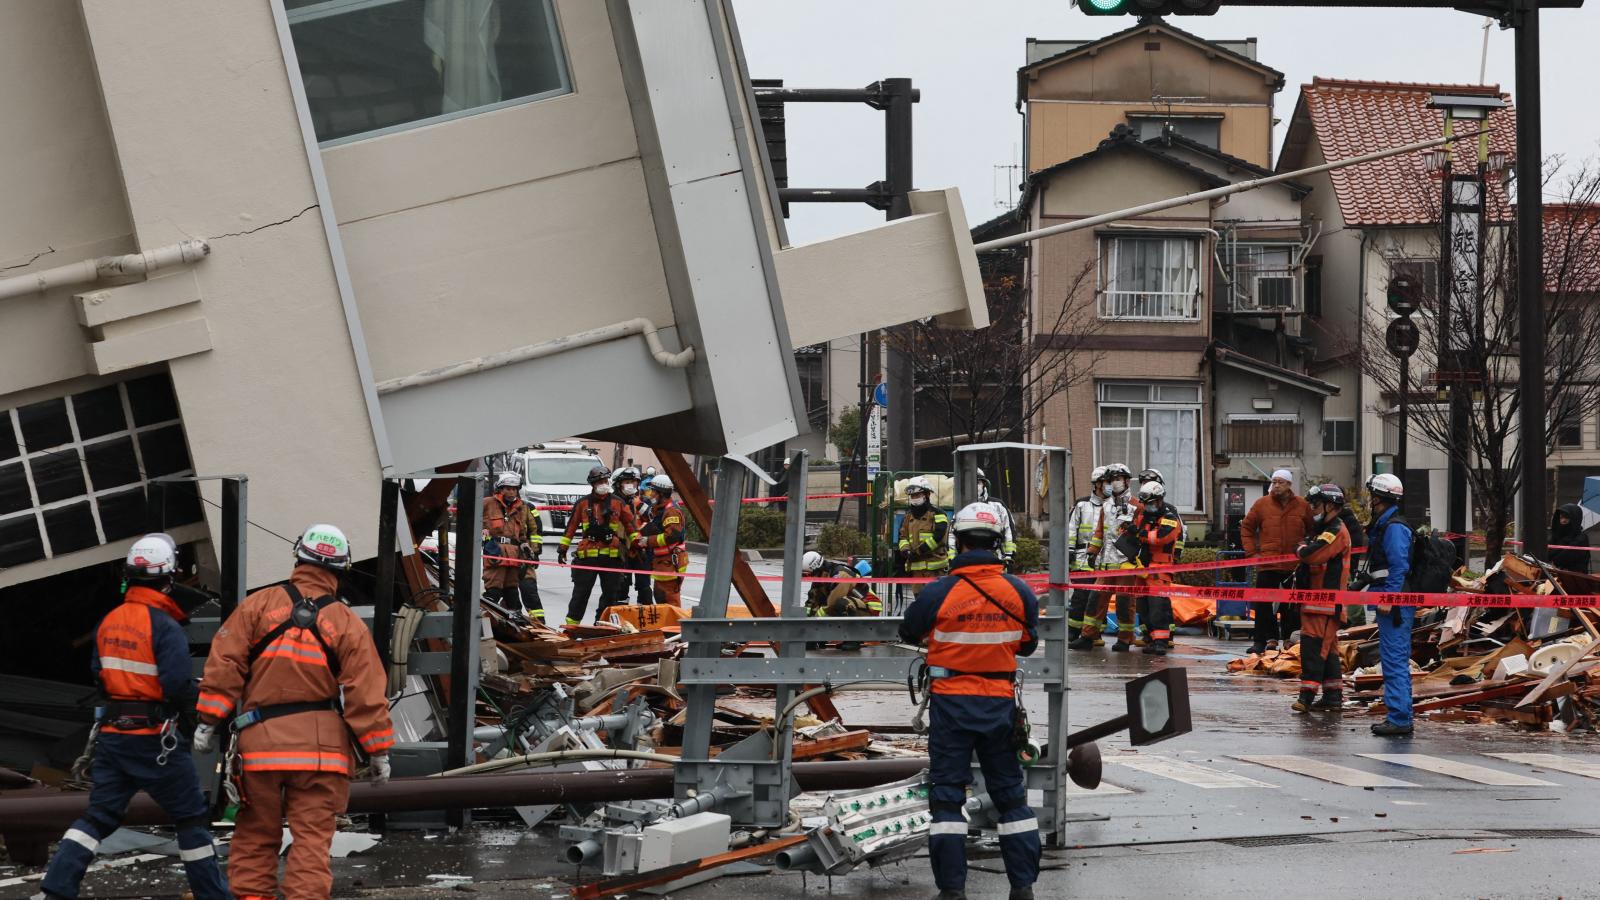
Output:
[40, 534, 228, 900]
[194, 524, 394, 900]
[1292, 484, 1354, 714]
[1240, 468, 1314, 654]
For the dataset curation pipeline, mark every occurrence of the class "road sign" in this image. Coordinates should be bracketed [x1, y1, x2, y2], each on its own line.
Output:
[872, 381, 889, 409]
[866, 407, 883, 479]
[1386, 317, 1420, 358]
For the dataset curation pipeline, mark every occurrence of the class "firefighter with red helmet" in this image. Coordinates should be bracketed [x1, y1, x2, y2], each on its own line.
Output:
[899, 504, 1041, 900]
[194, 524, 393, 900]
[40, 535, 228, 900]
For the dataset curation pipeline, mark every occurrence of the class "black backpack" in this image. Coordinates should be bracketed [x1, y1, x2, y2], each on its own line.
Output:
[1405, 531, 1457, 593]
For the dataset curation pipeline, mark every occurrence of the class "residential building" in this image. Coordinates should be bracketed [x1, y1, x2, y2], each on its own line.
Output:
[0, 1, 986, 679]
[1014, 20, 1340, 540]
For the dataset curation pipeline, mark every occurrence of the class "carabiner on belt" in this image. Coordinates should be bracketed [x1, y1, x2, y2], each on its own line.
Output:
[155, 718, 180, 767]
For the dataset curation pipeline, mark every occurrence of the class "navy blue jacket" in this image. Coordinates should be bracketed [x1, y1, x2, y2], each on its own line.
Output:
[899, 551, 1040, 656]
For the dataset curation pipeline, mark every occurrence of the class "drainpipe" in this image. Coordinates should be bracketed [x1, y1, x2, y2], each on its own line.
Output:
[0, 240, 210, 302]
[375, 318, 697, 395]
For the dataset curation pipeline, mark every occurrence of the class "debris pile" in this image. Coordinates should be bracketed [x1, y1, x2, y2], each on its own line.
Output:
[1227, 554, 1600, 732]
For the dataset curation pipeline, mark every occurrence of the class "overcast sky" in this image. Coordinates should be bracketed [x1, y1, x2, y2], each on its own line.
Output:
[731, 2, 1600, 245]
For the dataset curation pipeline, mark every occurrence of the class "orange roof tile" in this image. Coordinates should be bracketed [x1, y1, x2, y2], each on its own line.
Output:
[1301, 77, 1517, 227]
[1545, 203, 1600, 293]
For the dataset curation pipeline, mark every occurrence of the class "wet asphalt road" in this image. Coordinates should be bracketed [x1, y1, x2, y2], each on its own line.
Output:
[8, 558, 1600, 898]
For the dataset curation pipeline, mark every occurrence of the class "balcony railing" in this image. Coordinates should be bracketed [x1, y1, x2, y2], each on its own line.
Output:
[1224, 419, 1302, 456]
[1099, 289, 1200, 321]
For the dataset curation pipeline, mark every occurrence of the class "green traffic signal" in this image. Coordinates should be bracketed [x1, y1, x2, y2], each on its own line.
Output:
[1078, 0, 1131, 12]
[1074, 0, 1220, 14]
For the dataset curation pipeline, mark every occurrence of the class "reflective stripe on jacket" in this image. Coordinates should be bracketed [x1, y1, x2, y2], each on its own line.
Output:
[560, 495, 640, 558]
[96, 586, 193, 735]
[899, 506, 951, 571]
[197, 566, 395, 774]
[899, 554, 1040, 698]
[1295, 518, 1351, 615]
[482, 495, 529, 590]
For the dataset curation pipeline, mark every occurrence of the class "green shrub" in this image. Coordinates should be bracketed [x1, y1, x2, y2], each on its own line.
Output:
[1010, 537, 1044, 573]
[1173, 546, 1222, 588]
[737, 508, 787, 549]
[817, 524, 870, 559]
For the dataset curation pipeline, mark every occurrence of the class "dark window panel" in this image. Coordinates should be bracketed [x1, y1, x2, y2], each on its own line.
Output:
[148, 480, 204, 529]
[28, 452, 86, 504]
[43, 502, 97, 555]
[125, 373, 180, 427]
[97, 488, 148, 542]
[0, 462, 30, 516]
[0, 413, 16, 461]
[0, 514, 44, 567]
[17, 398, 72, 450]
[73, 386, 127, 440]
[138, 426, 191, 478]
[85, 438, 141, 491]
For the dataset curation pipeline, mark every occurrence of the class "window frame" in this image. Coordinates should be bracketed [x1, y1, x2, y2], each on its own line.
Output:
[1321, 417, 1357, 455]
[285, 0, 574, 148]
[1095, 381, 1205, 512]
[1554, 394, 1585, 449]
[1097, 235, 1204, 322]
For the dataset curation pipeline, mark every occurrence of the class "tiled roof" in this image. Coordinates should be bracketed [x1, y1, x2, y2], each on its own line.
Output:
[1020, 124, 1228, 213]
[1546, 203, 1600, 293]
[1296, 78, 1517, 227]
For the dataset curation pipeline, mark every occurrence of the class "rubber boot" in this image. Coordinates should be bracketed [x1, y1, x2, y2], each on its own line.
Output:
[1292, 690, 1313, 713]
[1068, 635, 1098, 651]
[1371, 720, 1414, 736]
[1111, 639, 1131, 652]
[1068, 626, 1083, 643]
[935, 891, 968, 900]
[1312, 690, 1343, 712]
[1009, 887, 1035, 900]
[1142, 639, 1169, 656]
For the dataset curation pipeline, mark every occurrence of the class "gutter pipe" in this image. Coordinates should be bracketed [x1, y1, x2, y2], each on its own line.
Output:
[0, 240, 210, 302]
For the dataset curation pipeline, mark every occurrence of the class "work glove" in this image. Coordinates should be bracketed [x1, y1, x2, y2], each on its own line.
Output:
[192, 723, 216, 753]
[519, 543, 535, 560]
[557, 546, 569, 565]
[1347, 571, 1372, 591]
[370, 754, 391, 785]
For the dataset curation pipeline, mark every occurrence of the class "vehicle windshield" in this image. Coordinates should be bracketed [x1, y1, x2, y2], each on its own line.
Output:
[523, 457, 601, 485]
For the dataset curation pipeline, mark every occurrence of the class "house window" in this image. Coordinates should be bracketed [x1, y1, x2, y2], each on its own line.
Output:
[794, 346, 828, 432]
[1222, 244, 1297, 311]
[0, 373, 202, 568]
[1555, 394, 1584, 449]
[1093, 381, 1202, 511]
[286, 0, 572, 146]
[1225, 416, 1301, 455]
[1389, 259, 1439, 313]
[1322, 418, 1356, 454]
[1130, 116, 1221, 149]
[1304, 256, 1323, 318]
[1099, 236, 1202, 321]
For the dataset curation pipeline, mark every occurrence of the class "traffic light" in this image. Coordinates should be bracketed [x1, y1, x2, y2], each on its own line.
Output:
[1077, 0, 1220, 15]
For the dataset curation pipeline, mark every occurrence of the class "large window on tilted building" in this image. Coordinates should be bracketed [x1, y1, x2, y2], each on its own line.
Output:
[286, 0, 572, 145]
[0, 373, 201, 568]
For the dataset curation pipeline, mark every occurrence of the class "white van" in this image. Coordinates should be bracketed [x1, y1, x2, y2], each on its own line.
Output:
[513, 442, 605, 535]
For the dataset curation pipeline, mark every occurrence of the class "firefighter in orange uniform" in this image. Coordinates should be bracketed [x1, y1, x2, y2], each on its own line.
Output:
[41, 534, 228, 900]
[1293, 483, 1354, 713]
[638, 474, 688, 606]
[483, 472, 538, 622]
[899, 504, 1041, 900]
[1127, 481, 1180, 656]
[193, 524, 394, 900]
[557, 465, 640, 625]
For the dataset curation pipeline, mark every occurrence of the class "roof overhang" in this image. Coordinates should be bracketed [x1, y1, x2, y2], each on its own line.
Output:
[1213, 347, 1339, 397]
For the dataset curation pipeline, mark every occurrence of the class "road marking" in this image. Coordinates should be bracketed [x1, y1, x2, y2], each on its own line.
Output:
[1359, 754, 1557, 786]
[1233, 755, 1419, 787]
[1488, 752, 1600, 780]
[1107, 755, 1277, 789]
[1063, 780, 1132, 797]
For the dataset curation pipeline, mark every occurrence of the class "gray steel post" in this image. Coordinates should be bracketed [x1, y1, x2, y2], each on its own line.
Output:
[882, 77, 916, 470]
[1514, 0, 1548, 558]
[1043, 448, 1071, 845]
[774, 450, 809, 792]
[373, 478, 401, 667]
[219, 477, 247, 621]
[679, 460, 748, 761]
[447, 474, 484, 828]
[955, 451, 980, 511]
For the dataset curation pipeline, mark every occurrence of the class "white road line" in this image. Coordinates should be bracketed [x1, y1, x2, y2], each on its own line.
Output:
[1359, 753, 1557, 786]
[1233, 755, 1420, 787]
[1488, 752, 1600, 780]
[1107, 755, 1277, 789]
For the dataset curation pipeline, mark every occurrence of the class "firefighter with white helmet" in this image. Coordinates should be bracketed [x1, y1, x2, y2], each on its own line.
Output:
[900, 504, 1041, 900]
[898, 476, 952, 577]
[1064, 466, 1110, 643]
[1069, 463, 1137, 650]
[40, 535, 228, 900]
[1358, 473, 1415, 736]
[613, 467, 653, 605]
[483, 472, 540, 622]
[1124, 481, 1180, 655]
[974, 467, 1018, 560]
[637, 473, 688, 606]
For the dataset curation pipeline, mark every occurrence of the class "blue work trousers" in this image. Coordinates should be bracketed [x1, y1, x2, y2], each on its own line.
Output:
[42, 733, 227, 900]
[927, 693, 1041, 891]
[1377, 604, 1416, 727]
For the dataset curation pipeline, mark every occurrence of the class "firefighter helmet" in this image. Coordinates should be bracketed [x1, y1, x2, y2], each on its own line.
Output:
[1103, 463, 1132, 480]
[906, 475, 933, 497]
[1137, 482, 1166, 504]
[802, 550, 824, 572]
[953, 503, 1005, 536]
[1139, 468, 1164, 484]
[1366, 473, 1403, 503]
[1306, 483, 1347, 508]
[587, 465, 612, 485]
[295, 523, 352, 571]
[1090, 465, 1109, 483]
[495, 472, 523, 491]
[125, 533, 178, 582]
[652, 474, 675, 493]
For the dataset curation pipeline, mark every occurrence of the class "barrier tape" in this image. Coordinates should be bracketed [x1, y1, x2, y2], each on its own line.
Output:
[528, 491, 872, 512]
[1065, 553, 1300, 581]
[1055, 577, 1599, 610]
[477, 552, 942, 585]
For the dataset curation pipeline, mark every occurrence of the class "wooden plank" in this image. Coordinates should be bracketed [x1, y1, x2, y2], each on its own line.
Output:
[573, 834, 808, 899]
[1516, 638, 1598, 708]
[1411, 680, 1538, 713]
[790, 729, 873, 760]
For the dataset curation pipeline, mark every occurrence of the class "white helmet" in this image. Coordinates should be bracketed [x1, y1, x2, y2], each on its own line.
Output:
[906, 476, 934, 497]
[295, 523, 352, 571]
[953, 503, 1005, 536]
[1367, 473, 1404, 503]
[1090, 465, 1109, 483]
[1138, 482, 1166, 504]
[126, 533, 178, 581]
[495, 472, 523, 490]
[652, 474, 675, 493]
[1139, 468, 1164, 484]
[802, 550, 824, 572]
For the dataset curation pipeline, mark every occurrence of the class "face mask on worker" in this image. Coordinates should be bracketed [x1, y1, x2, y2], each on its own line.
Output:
[977, 482, 990, 502]
[1110, 478, 1128, 495]
[500, 487, 519, 503]
[594, 482, 612, 496]
[1312, 505, 1327, 525]
[909, 492, 929, 511]
[621, 482, 638, 497]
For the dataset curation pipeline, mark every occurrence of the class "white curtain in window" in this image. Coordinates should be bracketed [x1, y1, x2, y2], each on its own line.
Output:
[1146, 408, 1199, 509]
[424, 0, 502, 112]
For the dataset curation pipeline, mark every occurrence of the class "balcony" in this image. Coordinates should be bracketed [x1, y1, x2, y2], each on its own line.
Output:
[1099, 289, 1200, 321]
[1218, 244, 1300, 314]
